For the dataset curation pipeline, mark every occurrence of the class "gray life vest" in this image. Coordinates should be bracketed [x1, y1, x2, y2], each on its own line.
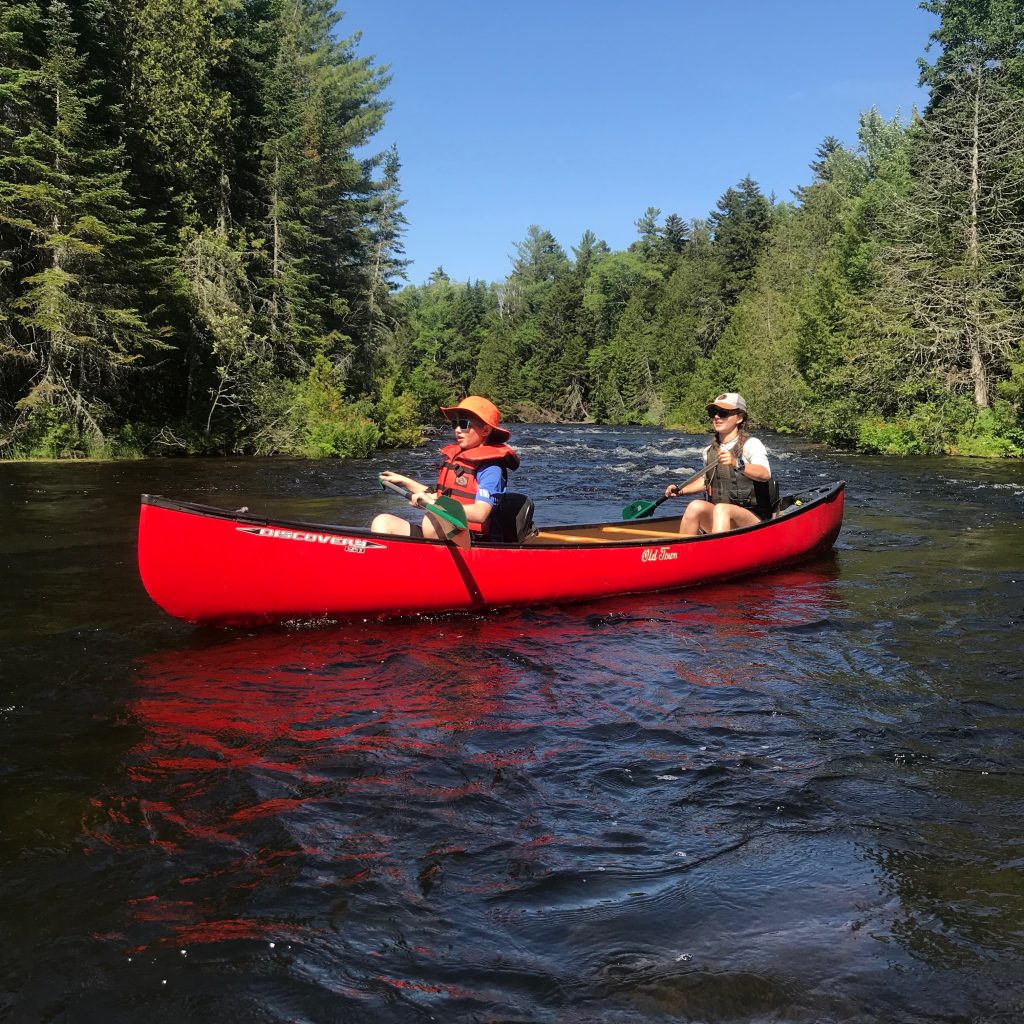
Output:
[705, 440, 780, 516]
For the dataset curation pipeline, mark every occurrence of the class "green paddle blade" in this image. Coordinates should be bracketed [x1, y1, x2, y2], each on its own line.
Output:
[622, 467, 709, 520]
[622, 494, 670, 520]
[622, 499, 657, 520]
[430, 495, 468, 531]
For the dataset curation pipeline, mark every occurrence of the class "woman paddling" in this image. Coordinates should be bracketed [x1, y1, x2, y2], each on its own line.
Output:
[372, 396, 520, 540]
[664, 392, 776, 535]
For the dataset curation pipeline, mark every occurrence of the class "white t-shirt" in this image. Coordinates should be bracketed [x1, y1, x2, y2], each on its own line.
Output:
[701, 436, 770, 473]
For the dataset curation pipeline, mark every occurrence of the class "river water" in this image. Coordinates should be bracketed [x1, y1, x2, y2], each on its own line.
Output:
[2, 425, 1024, 1023]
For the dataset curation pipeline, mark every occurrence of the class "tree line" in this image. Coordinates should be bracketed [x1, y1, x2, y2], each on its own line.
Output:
[2, 0, 1023, 459]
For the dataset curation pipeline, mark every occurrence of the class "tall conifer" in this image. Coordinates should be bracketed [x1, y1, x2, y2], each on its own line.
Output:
[0, 0, 168, 452]
[364, 143, 409, 386]
[255, 0, 389, 374]
[708, 176, 775, 307]
[0, 1, 40, 382]
[120, 0, 235, 227]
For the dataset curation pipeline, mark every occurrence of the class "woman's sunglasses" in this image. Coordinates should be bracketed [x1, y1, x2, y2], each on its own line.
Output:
[708, 406, 738, 419]
[449, 416, 480, 430]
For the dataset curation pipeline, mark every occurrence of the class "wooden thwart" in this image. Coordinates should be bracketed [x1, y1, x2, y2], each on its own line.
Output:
[600, 525, 681, 538]
[530, 524, 681, 545]
[529, 531, 608, 544]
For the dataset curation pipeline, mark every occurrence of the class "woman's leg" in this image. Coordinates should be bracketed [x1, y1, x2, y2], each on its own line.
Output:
[710, 503, 761, 534]
[679, 499, 714, 536]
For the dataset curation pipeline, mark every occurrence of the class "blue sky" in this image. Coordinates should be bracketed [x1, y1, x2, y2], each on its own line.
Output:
[336, 1, 939, 285]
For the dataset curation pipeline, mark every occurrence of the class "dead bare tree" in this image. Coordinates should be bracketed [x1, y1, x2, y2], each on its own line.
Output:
[883, 63, 1024, 409]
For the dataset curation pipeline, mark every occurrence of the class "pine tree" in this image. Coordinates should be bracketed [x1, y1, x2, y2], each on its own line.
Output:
[393, 274, 469, 415]
[471, 325, 521, 413]
[178, 225, 266, 440]
[632, 206, 662, 257]
[661, 213, 690, 257]
[919, 0, 1024, 107]
[524, 268, 589, 414]
[365, 143, 409, 353]
[808, 135, 844, 182]
[796, 123, 921, 448]
[571, 229, 608, 279]
[708, 176, 774, 306]
[0, 1, 40, 390]
[254, 0, 390, 377]
[443, 280, 488, 388]
[582, 248, 662, 348]
[633, 207, 690, 265]
[0, 0, 169, 453]
[120, 0, 235, 227]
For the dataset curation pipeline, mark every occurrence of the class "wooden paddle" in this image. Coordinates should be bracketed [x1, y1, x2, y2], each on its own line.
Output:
[379, 476, 470, 542]
[621, 465, 712, 520]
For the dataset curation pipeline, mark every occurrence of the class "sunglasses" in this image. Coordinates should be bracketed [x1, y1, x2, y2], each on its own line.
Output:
[449, 416, 480, 431]
[708, 406, 739, 419]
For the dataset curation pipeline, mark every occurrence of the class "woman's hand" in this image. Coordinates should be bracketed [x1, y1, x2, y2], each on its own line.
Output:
[663, 483, 679, 499]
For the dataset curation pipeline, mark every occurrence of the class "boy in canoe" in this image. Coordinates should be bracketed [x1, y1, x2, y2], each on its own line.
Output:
[372, 396, 520, 540]
[664, 392, 776, 535]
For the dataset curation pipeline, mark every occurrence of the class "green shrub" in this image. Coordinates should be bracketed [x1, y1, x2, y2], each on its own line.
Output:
[374, 376, 423, 449]
[300, 404, 380, 458]
[950, 402, 1024, 457]
[856, 416, 926, 455]
[406, 363, 455, 421]
[854, 397, 1023, 457]
[11, 405, 79, 458]
[856, 402, 951, 455]
[106, 423, 149, 459]
[290, 356, 380, 458]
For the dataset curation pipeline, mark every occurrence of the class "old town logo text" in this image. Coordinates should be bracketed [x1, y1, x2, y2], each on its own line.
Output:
[641, 546, 678, 563]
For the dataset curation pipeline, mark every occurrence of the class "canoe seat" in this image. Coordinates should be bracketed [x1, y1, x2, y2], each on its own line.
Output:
[487, 492, 536, 543]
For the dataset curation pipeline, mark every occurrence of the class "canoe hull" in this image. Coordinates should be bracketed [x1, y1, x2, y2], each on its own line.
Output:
[138, 482, 845, 626]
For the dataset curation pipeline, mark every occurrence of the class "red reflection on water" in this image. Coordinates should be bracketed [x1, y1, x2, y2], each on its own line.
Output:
[94, 619, 545, 949]
[671, 563, 841, 636]
[172, 918, 304, 946]
[91, 562, 841, 952]
[373, 974, 476, 999]
[131, 624, 527, 765]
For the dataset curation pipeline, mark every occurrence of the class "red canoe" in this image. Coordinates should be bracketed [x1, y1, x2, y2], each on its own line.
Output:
[137, 482, 845, 627]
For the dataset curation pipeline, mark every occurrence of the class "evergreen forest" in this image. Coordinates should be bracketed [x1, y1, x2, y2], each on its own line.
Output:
[2, 0, 1024, 459]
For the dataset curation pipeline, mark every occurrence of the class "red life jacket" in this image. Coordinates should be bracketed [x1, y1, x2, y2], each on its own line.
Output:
[436, 442, 520, 534]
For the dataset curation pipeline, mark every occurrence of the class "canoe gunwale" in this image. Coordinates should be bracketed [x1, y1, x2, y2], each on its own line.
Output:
[141, 481, 845, 552]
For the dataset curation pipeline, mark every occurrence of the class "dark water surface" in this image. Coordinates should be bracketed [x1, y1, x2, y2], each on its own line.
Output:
[3, 425, 1024, 1023]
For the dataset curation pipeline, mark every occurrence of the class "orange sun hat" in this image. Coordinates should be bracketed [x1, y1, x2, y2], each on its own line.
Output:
[439, 396, 511, 443]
